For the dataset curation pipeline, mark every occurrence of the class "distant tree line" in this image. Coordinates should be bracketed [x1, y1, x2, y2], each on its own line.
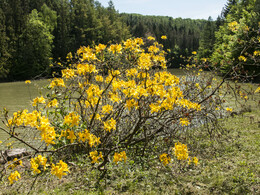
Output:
[0, 0, 130, 81]
[4, 0, 249, 81]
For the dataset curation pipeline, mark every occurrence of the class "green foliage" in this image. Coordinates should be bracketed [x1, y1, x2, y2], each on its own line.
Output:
[0, 0, 130, 81]
[211, 0, 260, 80]
[10, 8, 55, 80]
[197, 16, 216, 59]
[0, 7, 11, 79]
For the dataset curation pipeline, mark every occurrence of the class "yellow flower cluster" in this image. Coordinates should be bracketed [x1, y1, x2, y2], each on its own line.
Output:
[30, 155, 48, 174]
[51, 160, 70, 179]
[89, 151, 103, 163]
[179, 118, 190, 126]
[113, 151, 127, 164]
[95, 43, 106, 53]
[253, 50, 260, 56]
[159, 153, 171, 166]
[46, 99, 58, 107]
[147, 36, 155, 41]
[25, 80, 31, 84]
[226, 107, 233, 112]
[32, 96, 45, 106]
[161, 35, 167, 40]
[63, 112, 80, 127]
[8, 171, 21, 185]
[77, 63, 97, 75]
[77, 46, 97, 61]
[77, 129, 101, 147]
[109, 44, 122, 54]
[49, 78, 66, 88]
[62, 68, 75, 79]
[66, 129, 76, 143]
[173, 142, 189, 160]
[103, 118, 116, 132]
[238, 55, 247, 62]
[125, 99, 138, 110]
[124, 37, 144, 51]
[7, 110, 56, 145]
[102, 104, 113, 114]
[175, 142, 199, 165]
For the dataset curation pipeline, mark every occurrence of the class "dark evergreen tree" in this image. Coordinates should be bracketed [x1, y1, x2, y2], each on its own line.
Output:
[198, 16, 216, 58]
[11, 8, 56, 80]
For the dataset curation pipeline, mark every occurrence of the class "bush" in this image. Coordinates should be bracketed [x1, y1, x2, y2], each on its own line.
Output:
[0, 37, 241, 190]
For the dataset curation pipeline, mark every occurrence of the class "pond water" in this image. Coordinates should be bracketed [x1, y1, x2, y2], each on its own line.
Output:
[0, 80, 49, 112]
[0, 79, 49, 146]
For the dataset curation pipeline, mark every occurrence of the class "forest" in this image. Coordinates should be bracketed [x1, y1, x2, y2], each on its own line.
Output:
[0, 0, 259, 81]
[0, 0, 211, 81]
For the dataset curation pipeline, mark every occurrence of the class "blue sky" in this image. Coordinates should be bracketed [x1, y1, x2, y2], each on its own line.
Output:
[97, 0, 227, 20]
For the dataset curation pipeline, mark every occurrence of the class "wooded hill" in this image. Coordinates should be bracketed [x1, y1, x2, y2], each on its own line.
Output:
[0, 0, 212, 81]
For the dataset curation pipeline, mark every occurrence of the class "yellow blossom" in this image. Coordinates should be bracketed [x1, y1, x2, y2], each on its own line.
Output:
[108, 44, 122, 54]
[254, 50, 260, 56]
[51, 160, 70, 179]
[113, 151, 127, 164]
[95, 75, 104, 82]
[8, 171, 21, 185]
[138, 53, 152, 70]
[238, 56, 247, 62]
[104, 118, 116, 132]
[173, 142, 189, 160]
[49, 78, 66, 88]
[32, 96, 46, 106]
[102, 104, 113, 114]
[89, 151, 103, 163]
[179, 118, 190, 126]
[159, 153, 171, 166]
[126, 99, 138, 110]
[64, 112, 80, 127]
[161, 35, 167, 40]
[193, 157, 198, 166]
[147, 36, 155, 41]
[226, 107, 233, 112]
[62, 68, 75, 79]
[47, 99, 58, 107]
[95, 44, 106, 53]
[66, 129, 77, 143]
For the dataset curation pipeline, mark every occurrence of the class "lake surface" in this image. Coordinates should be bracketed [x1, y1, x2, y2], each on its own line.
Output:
[0, 79, 49, 147]
[0, 80, 49, 113]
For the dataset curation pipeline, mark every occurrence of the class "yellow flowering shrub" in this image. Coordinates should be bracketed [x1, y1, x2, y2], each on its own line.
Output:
[1, 37, 231, 185]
